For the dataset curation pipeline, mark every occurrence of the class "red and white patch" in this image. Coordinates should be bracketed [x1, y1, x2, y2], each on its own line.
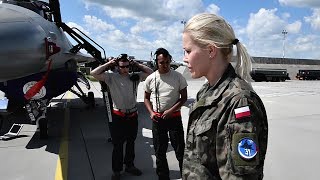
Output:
[234, 106, 251, 119]
[23, 81, 46, 99]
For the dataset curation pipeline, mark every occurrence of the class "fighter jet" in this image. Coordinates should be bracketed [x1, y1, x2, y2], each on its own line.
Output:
[0, 0, 107, 139]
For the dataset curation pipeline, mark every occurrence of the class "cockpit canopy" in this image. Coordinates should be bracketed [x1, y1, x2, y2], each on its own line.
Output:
[3, 0, 53, 21]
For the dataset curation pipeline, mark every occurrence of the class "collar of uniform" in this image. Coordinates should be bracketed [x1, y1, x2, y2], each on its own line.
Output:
[192, 64, 236, 109]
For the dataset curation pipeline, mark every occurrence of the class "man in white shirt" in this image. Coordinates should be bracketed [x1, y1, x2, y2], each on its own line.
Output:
[144, 48, 188, 180]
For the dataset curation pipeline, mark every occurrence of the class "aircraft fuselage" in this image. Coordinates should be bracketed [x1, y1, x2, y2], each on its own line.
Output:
[0, 2, 74, 81]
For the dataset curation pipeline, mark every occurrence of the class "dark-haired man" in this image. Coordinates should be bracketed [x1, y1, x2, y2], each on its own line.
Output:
[91, 54, 153, 180]
[144, 48, 188, 180]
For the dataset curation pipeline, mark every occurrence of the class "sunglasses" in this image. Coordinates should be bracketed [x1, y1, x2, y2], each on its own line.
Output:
[119, 65, 130, 69]
[158, 61, 171, 65]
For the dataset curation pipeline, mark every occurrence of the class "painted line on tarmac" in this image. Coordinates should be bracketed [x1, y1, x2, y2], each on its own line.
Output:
[55, 92, 72, 180]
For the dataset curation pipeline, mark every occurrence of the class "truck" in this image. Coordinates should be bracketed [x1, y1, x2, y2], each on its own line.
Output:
[296, 70, 320, 80]
[250, 68, 289, 82]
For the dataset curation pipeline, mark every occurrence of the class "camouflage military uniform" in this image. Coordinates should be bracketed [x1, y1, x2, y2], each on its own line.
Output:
[182, 64, 268, 180]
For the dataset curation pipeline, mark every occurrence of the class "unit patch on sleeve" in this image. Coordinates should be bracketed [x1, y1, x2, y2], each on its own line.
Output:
[234, 106, 251, 119]
[232, 133, 259, 166]
[238, 138, 257, 159]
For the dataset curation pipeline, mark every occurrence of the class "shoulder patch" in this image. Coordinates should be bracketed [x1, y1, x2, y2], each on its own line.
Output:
[232, 133, 259, 166]
[234, 106, 251, 119]
[238, 138, 257, 159]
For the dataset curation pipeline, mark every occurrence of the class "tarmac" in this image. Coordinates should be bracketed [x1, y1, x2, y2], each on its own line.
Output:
[0, 73, 320, 180]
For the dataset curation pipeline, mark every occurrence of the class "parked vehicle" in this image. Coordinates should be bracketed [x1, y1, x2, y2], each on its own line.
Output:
[296, 70, 320, 80]
[251, 68, 289, 82]
[136, 59, 183, 71]
[170, 60, 184, 70]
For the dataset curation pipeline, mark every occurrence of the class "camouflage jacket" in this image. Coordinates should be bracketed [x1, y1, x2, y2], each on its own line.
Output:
[182, 64, 268, 180]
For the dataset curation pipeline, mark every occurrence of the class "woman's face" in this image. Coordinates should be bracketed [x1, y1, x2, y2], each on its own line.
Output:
[183, 32, 211, 79]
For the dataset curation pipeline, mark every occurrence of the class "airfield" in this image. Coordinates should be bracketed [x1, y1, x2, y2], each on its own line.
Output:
[0, 69, 320, 180]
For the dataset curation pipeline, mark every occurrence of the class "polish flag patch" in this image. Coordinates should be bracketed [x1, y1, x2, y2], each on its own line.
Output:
[234, 106, 251, 119]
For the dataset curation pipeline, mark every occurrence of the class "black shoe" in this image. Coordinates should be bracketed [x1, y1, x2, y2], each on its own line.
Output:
[111, 172, 120, 180]
[125, 166, 142, 176]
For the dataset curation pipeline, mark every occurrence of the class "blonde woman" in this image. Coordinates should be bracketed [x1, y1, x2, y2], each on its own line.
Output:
[182, 13, 268, 179]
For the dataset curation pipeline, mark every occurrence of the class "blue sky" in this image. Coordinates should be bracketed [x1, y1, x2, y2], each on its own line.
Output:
[59, 0, 320, 61]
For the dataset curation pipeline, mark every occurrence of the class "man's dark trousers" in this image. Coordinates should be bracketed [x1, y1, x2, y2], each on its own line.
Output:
[111, 113, 138, 172]
[152, 115, 185, 178]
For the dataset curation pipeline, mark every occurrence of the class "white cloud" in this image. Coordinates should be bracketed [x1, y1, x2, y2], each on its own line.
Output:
[130, 18, 163, 34]
[291, 35, 320, 55]
[108, 30, 126, 42]
[85, 0, 203, 21]
[81, 0, 205, 60]
[286, 21, 302, 33]
[84, 0, 168, 21]
[206, 4, 220, 15]
[84, 19, 182, 60]
[83, 15, 115, 32]
[304, 8, 320, 30]
[279, 0, 320, 8]
[244, 8, 307, 58]
[101, 6, 146, 20]
[247, 8, 285, 39]
[281, 12, 291, 19]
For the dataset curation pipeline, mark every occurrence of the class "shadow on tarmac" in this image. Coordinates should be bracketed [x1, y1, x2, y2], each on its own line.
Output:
[24, 107, 63, 153]
[136, 101, 182, 179]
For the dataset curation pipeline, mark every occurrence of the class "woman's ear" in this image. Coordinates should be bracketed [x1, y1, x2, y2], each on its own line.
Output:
[208, 44, 217, 59]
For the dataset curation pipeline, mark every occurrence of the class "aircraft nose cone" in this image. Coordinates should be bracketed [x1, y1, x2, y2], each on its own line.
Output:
[0, 4, 47, 81]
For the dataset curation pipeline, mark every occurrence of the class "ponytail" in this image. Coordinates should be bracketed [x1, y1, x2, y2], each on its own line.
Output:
[234, 42, 253, 83]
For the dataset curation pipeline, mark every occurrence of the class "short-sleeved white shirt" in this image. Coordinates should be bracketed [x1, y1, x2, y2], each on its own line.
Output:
[144, 70, 188, 112]
[104, 72, 141, 110]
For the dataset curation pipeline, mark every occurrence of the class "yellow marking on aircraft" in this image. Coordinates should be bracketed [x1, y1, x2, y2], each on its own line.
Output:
[55, 92, 73, 180]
